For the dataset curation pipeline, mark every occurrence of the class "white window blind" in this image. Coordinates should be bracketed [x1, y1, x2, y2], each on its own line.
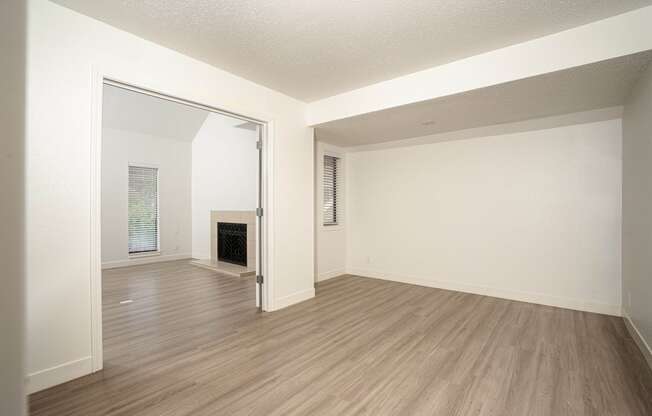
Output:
[128, 165, 159, 254]
[323, 155, 340, 226]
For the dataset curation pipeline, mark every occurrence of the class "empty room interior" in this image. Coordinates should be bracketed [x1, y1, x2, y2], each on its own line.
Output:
[99, 84, 263, 381]
[4, 0, 652, 415]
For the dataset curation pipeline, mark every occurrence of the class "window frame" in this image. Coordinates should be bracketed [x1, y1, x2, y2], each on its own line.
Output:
[322, 153, 342, 228]
[127, 163, 161, 257]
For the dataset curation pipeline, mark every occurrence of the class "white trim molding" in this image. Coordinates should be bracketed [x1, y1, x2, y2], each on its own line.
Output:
[27, 357, 92, 394]
[89, 67, 103, 373]
[102, 253, 192, 270]
[348, 268, 621, 316]
[623, 310, 652, 370]
[273, 287, 315, 310]
[317, 269, 346, 282]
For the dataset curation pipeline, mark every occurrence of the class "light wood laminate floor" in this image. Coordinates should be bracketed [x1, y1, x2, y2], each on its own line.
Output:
[30, 260, 652, 415]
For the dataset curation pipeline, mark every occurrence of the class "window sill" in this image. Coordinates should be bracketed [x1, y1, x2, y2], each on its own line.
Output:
[322, 225, 344, 232]
[129, 251, 161, 259]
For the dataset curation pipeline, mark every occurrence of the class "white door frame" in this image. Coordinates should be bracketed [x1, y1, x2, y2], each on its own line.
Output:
[89, 69, 276, 372]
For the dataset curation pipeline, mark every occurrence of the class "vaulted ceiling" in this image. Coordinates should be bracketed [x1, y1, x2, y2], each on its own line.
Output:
[102, 84, 209, 141]
[52, 0, 652, 101]
[102, 85, 258, 142]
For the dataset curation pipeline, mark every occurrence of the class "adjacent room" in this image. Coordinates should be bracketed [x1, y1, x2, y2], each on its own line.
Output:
[3, 1, 652, 415]
[97, 83, 263, 387]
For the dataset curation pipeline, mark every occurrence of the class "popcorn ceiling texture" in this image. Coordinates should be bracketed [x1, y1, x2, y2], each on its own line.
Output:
[51, 0, 652, 101]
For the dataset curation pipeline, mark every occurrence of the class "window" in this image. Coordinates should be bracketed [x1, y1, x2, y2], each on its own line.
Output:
[128, 165, 159, 254]
[323, 155, 340, 226]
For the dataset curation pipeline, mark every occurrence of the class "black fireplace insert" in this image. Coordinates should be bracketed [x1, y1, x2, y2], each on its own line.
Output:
[217, 222, 247, 266]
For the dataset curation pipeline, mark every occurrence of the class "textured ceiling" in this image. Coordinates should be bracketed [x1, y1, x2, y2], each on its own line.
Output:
[52, 0, 652, 101]
[102, 85, 210, 141]
[314, 51, 652, 147]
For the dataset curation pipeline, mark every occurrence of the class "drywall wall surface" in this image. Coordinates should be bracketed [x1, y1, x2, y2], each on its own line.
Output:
[0, 0, 26, 413]
[315, 142, 347, 281]
[622, 63, 652, 358]
[26, 0, 313, 392]
[191, 114, 258, 259]
[346, 119, 622, 315]
[101, 128, 192, 266]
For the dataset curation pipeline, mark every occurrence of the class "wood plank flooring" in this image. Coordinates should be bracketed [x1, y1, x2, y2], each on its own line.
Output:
[30, 260, 652, 415]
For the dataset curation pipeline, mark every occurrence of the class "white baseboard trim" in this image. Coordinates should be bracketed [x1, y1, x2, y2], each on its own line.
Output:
[317, 269, 346, 282]
[623, 310, 652, 370]
[191, 252, 210, 262]
[348, 268, 621, 316]
[273, 287, 315, 311]
[27, 356, 92, 394]
[102, 253, 192, 269]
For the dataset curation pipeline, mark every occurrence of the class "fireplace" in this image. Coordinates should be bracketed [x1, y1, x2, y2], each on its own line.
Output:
[217, 222, 247, 266]
[210, 211, 255, 270]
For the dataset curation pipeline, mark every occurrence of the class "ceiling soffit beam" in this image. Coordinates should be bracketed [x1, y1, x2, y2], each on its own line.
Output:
[306, 6, 652, 126]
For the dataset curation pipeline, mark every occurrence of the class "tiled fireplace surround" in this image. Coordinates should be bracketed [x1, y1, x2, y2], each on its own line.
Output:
[210, 210, 256, 268]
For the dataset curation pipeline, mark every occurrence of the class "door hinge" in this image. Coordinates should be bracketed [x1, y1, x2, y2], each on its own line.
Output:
[256, 140, 262, 150]
[256, 207, 263, 217]
[256, 275, 264, 284]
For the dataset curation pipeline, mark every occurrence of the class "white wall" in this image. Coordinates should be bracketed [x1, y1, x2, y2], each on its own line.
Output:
[101, 128, 192, 267]
[26, 0, 313, 393]
[191, 114, 258, 259]
[0, 0, 26, 414]
[346, 118, 622, 315]
[315, 142, 347, 281]
[622, 63, 652, 366]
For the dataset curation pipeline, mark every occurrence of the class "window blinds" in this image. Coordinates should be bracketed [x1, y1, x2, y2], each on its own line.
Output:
[323, 155, 339, 226]
[128, 165, 159, 254]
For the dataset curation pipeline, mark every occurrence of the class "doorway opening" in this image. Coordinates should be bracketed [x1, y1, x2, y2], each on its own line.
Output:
[90, 78, 269, 373]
